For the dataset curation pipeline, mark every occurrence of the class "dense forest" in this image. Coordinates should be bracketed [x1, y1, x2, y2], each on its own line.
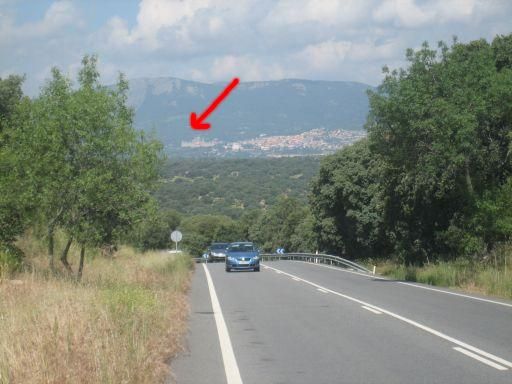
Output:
[155, 157, 320, 217]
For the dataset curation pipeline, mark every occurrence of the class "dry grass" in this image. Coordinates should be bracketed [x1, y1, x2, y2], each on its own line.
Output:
[375, 244, 512, 300]
[0, 235, 193, 384]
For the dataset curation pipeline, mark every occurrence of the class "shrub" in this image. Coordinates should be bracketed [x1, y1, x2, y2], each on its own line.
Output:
[0, 243, 23, 276]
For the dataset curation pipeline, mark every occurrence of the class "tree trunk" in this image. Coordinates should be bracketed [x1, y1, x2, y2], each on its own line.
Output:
[465, 158, 474, 196]
[47, 207, 64, 273]
[60, 237, 73, 274]
[77, 246, 85, 281]
[48, 225, 55, 272]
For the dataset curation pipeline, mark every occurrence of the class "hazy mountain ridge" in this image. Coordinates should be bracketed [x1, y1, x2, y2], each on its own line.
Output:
[126, 77, 372, 149]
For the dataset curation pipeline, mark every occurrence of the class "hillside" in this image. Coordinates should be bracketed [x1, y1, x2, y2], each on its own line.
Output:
[127, 77, 371, 149]
[155, 157, 321, 217]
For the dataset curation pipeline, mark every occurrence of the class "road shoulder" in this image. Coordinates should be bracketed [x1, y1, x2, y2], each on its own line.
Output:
[169, 265, 227, 384]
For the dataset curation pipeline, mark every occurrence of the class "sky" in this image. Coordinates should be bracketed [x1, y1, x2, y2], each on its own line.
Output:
[1, 0, 511, 96]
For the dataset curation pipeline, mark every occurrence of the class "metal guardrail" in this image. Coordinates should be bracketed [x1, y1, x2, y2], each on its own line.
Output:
[260, 253, 371, 274]
[193, 252, 371, 274]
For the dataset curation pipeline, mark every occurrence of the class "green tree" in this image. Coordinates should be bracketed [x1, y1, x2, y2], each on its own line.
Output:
[6, 55, 163, 277]
[249, 196, 309, 252]
[310, 140, 386, 258]
[366, 36, 512, 263]
[129, 203, 182, 251]
[179, 214, 242, 256]
[289, 208, 318, 253]
[0, 75, 27, 273]
[0, 75, 27, 247]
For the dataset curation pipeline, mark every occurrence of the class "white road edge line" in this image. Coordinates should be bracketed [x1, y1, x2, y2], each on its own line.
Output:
[453, 347, 508, 371]
[317, 288, 328, 293]
[292, 277, 301, 281]
[297, 260, 512, 308]
[362, 305, 382, 315]
[202, 264, 244, 384]
[262, 263, 512, 369]
[397, 282, 512, 308]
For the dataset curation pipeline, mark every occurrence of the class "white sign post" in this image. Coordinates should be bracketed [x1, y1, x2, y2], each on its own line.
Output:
[170, 230, 183, 252]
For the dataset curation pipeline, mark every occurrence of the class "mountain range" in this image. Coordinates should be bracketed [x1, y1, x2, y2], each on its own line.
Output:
[125, 77, 372, 148]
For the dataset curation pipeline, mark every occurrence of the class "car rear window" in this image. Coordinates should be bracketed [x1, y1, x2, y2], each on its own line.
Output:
[229, 244, 255, 252]
[211, 243, 228, 249]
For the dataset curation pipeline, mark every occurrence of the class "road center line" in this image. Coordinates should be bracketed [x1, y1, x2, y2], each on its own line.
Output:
[362, 305, 382, 315]
[453, 347, 508, 371]
[261, 263, 512, 370]
[202, 264, 244, 384]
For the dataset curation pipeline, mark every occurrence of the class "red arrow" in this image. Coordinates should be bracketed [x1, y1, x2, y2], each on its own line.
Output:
[190, 77, 240, 130]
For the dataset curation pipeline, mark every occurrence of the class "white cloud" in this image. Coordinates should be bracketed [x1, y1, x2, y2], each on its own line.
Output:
[295, 38, 402, 73]
[373, 0, 435, 27]
[373, 0, 508, 28]
[104, 0, 246, 51]
[12, 0, 82, 38]
[263, 0, 370, 26]
[1, 0, 512, 96]
[197, 55, 289, 82]
[296, 40, 352, 71]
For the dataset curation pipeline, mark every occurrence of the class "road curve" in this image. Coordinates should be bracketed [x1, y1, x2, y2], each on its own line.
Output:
[170, 261, 512, 384]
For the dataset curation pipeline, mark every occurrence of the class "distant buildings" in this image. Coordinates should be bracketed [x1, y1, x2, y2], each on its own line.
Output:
[180, 128, 366, 156]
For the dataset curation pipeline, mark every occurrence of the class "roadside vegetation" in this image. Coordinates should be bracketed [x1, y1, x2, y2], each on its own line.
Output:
[306, 34, 512, 299]
[0, 55, 164, 278]
[0, 233, 192, 384]
[310, 35, 512, 265]
[0, 55, 194, 383]
[376, 243, 512, 299]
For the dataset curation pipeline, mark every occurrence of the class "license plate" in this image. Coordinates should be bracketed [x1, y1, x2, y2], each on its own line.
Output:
[238, 260, 249, 265]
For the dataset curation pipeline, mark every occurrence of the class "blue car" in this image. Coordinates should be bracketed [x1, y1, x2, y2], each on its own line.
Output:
[225, 242, 260, 272]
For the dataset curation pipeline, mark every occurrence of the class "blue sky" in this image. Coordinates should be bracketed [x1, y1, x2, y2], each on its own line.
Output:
[1, 0, 511, 95]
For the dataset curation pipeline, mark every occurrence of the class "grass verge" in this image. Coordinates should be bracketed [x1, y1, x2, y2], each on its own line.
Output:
[374, 245, 512, 300]
[0, 235, 193, 384]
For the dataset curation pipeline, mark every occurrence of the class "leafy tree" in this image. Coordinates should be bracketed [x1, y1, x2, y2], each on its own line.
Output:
[128, 203, 182, 251]
[289, 208, 318, 253]
[179, 214, 242, 256]
[0, 76, 27, 246]
[492, 34, 512, 71]
[249, 196, 310, 252]
[366, 36, 512, 263]
[6, 55, 163, 277]
[310, 140, 386, 258]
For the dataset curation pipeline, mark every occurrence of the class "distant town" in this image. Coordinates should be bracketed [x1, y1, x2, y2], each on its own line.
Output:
[177, 128, 367, 157]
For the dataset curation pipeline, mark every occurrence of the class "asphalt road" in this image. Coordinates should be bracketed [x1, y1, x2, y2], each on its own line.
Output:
[170, 260, 512, 384]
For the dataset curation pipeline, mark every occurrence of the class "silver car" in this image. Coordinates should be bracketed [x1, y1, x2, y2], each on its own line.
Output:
[207, 242, 230, 261]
